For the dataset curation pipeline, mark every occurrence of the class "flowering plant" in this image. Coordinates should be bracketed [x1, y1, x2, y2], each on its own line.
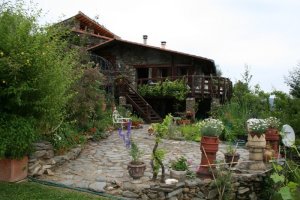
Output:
[265, 117, 281, 129]
[198, 118, 224, 137]
[246, 118, 267, 135]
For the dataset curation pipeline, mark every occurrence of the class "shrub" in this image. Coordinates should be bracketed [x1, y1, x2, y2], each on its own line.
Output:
[67, 67, 105, 131]
[49, 122, 86, 154]
[0, 1, 80, 134]
[0, 114, 36, 159]
[170, 156, 189, 171]
[179, 124, 201, 142]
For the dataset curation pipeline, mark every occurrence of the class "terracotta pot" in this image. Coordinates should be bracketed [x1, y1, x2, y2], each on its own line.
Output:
[0, 156, 28, 182]
[200, 136, 219, 153]
[224, 153, 240, 167]
[265, 128, 280, 158]
[170, 169, 187, 181]
[264, 145, 275, 162]
[127, 161, 146, 179]
[197, 136, 219, 179]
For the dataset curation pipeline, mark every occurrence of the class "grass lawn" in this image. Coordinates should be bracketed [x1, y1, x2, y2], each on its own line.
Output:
[0, 181, 110, 200]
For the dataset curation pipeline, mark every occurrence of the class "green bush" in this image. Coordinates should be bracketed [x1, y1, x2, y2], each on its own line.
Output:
[49, 122, 86, 154]
[67, 67, 104, 131]
[0, 114, 36, 159]
[0, 1, 80, 133]
[179, 124, 201, 142]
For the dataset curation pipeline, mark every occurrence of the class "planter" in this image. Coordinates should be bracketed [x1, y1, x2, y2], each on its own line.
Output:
[265, 128, 280, 158]
[127, 161, 146, 179]
[197, 136, 219, 179]
[224, 153, 240, 167]
[247, 133, 266, 170]
[169, 169, 187, 181]
[0, 156, 28, 182]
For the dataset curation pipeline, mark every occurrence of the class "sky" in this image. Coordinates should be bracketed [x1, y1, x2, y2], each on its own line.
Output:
[23, 0, 300, 93]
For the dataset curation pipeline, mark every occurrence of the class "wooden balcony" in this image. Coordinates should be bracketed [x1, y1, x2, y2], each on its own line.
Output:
[137, 75, 232, 101]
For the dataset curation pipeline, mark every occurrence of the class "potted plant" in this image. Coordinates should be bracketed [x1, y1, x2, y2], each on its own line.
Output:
[246, 118, 267, 147]
[224, 143, 240, 167]
[130, 115, 144, 128]
[127, 140, 146, 179]
[246, 118, 268, 170]
[169, 156, 189, 181]
[197, 118, 224, 178]
[265, 117, 281, 158]
[0, 115, 36, 182]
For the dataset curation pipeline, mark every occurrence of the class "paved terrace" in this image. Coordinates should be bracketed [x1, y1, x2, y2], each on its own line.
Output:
[40, 125, 249, 194]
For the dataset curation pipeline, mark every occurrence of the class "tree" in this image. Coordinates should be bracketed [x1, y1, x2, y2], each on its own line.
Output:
[0, 1, 80, 133]
[285, 63, 300, 98]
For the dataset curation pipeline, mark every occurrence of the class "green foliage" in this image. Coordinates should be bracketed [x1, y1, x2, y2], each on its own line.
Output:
[153, 114, 173, 138]
[67, 67, 105, 131]
[212, 162, 234, 200]
[151, 114, 174, 181]
[285, 63, 300, 98]
[138, 79, 188, 101]
[211, 67, 271, 141]
[170, 156, 188, 171]
[271, 91, 300, 138]
[152, 148, 166, 175]
[0, 1, 80, 133]
[0, 114, 36, 159]
[268, 160, 300, 200]
[49, 122, 86, 154]
[226, 142, 237, 155]
[129, 140, 143, 164]
[179, 124, 201, 142]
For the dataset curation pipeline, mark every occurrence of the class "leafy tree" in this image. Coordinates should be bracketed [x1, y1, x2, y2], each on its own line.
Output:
[0, 1, 80, 133]
[286, 63, 300, 98]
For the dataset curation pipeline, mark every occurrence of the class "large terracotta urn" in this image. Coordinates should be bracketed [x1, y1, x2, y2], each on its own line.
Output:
[265, 128, 280, 158]
[0, 156, 28, 182]
[197, 136, 219, 178]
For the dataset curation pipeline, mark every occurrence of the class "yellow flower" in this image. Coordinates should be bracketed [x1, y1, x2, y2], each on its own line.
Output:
[2, 80, 5, 84]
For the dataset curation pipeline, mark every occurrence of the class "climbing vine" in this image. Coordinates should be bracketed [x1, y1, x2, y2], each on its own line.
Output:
[138, 79, 188, 101]
[151, 114, 173, 182]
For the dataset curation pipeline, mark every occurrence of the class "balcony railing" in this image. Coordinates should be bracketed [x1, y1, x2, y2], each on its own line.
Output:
[137, 75, 232, 100]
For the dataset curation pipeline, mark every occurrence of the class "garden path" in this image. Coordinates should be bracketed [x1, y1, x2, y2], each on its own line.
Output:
[40, 125, 249, 193]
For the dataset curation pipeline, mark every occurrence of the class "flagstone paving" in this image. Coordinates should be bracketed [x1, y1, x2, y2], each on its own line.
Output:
[40, 125, 249, 193]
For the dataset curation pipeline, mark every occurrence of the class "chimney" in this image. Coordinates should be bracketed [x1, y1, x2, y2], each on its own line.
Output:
[161, 41, 166, 49]
[143, 35, 148, 45]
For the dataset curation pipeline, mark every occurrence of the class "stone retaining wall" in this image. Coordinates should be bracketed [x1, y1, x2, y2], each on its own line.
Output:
[28, 141, 82, 176]
[113, 172, 266, 200]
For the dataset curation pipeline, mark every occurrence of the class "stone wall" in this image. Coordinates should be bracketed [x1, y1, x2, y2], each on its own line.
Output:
[28, 141, 82, 176]
[111, 172, 266, 200]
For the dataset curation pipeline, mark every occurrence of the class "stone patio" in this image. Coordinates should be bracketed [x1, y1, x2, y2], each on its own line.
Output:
[40, 124, 250, 196]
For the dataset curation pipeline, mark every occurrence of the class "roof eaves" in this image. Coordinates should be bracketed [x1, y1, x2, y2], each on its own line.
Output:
[76, 11, 120, 39]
